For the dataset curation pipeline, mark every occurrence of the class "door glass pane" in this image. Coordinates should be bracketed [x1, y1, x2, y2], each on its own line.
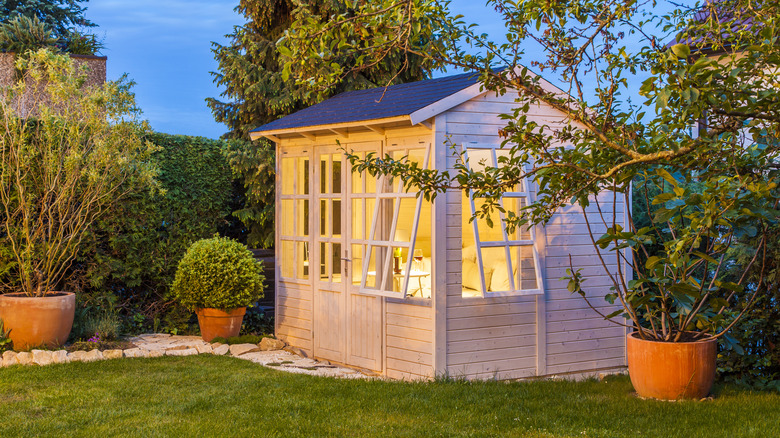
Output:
[351, 152, 364, 193]
[332, 153, 342, 194]
[352, 199, 363, 240]
[332, 243, 342, 283]
[320, 156, 329, 194]
[320, 242, 328, 280]
[281, 158, 294, 195]
[297, 158, 309, 195]
[297, 200, 309, 236]
[281, 240, 294, 279]
[365, 199, 375, 240]
[320, 200, 328, 237]
[332, 200, 342, 237]
[351, 244, 364, 285]
[281, 200, 293, 236]
[297, 241, 310, 280]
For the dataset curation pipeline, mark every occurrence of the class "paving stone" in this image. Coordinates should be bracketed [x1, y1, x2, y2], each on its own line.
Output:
[283, 346, 307, 357]
[123, 348, 149, 358]
[2, 351, 18, 367]
[148, 349, 164, 358]
[31, 350, 53, 366]
[212, 344, 229, 356]
[165, 348, 198, 357]
[167, 345, 190, 351]
[259, 337, 286, 351]
[83, 349, 104, 362]
[103, 349, 124, 359]
[229, 343, 260, 356]
[195, 343, 213, 354]
[17, 352, 32, 365]
[51, 350, 69, 364]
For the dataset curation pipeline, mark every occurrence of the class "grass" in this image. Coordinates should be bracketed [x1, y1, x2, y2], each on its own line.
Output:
[0, 355, 778, 437]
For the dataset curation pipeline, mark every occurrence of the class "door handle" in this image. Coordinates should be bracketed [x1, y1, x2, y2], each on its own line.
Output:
[341, 258, 351, 262]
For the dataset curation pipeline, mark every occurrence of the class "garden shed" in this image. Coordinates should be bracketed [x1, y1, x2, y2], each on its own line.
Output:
[250, 72, 629, 380]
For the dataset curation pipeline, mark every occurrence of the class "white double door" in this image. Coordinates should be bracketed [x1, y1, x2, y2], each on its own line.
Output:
[311, 143, 382, 371]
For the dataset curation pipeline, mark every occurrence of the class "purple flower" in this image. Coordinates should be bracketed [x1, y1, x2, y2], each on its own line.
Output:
[87, 332, 101, 343]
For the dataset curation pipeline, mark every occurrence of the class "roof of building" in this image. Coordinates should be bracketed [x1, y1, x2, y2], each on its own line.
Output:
[250, 71, 482, 134]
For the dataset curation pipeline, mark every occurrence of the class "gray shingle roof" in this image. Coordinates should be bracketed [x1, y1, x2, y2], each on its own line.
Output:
[251, 72, 481, 133]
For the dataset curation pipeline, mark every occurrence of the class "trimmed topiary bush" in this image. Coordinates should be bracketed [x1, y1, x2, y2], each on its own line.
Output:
[171, 236, 264, 311]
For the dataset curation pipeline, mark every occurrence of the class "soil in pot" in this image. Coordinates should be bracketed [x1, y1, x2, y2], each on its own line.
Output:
[0, 292, 76, 350]
[196, 307, 246, 342]
[626, 332, 717, 400]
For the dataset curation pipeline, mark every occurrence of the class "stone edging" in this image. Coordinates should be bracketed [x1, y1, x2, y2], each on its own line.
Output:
[0, 333, 369, 379]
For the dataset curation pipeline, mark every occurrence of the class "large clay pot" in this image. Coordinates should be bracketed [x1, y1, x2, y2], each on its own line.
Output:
[196, 307, 246, 342]
[626, 332, 717, 400]
[0, 292, 76, 350]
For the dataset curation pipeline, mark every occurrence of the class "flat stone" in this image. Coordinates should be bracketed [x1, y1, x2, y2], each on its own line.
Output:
[17, 352, 32, 365]
[283, 346, 307, 357]
[148, 350, 164, 358]
[213, 344, 229, 356]
[195, 343, 213, 354]
[103, 349, 123, 359]
[68, 351, 87, 362]
[167, 345, 190, 351]
[123, 348, 149, 358]
[51, 350, 69, 364]
[229, 343, 260, 356]
[2, 351, 18, 367]
[259, 337, 286, 351]
[165, 348, 198, 357]
[31, 350, 53, 366]
[83, 349, 103, 362]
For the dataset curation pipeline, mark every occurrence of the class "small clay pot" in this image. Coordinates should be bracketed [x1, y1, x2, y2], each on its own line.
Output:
[626, 332, 717, 400]
[196, 307, 246, 342]
[0, 292, 76, 350]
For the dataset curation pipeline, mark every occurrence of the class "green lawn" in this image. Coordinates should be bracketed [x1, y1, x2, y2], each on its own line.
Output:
[0, 355, 777, 437]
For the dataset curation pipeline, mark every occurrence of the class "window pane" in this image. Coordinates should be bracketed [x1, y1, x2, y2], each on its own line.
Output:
[296, 241, 309, 280]
[365, 198, 375, 240]
[281, 240, 294, 279]
[481, 246, 511, 292]
[364, 246, 383, 289]
[281, 199, 293, 236]
[474, 198, 504, 242]
[366, 172, 377, 193]
[466, 149, 493, 171]
[503, 197, 531, 241]
[393, 198, 416, 242]
[320, 242, 328, 280]
[281, 158, 294, 195]
[511, 245, 538, 290]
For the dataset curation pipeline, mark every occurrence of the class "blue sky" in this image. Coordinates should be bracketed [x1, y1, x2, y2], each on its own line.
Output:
[86, 1, 512, 140]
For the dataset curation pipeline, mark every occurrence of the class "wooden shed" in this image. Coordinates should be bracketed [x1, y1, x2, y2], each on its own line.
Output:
[250, 72, 628, 380]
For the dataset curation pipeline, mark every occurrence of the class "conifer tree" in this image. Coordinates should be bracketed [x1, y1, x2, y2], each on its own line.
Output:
[0, 1, 94, 40]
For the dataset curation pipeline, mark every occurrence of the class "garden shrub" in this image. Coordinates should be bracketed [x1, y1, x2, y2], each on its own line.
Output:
[171, 236, 264, 311]
[75, 133, 236, 335]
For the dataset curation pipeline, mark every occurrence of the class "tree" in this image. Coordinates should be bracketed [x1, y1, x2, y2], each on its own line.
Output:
[281, 1, 780, 343]
[0, 0, 94, 40]
[207, 0, 437, 247]
[0, 49, 156, 296]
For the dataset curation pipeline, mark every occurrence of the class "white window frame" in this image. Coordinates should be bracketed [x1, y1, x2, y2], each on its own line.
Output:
[359, 143, 432, 298]
[464, 144, 543, 297]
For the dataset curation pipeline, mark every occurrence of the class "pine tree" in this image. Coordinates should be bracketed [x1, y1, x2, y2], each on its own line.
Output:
[208, 0, 431, 141]
[0, 1, 94, 40]
[208, 1, 434, 248]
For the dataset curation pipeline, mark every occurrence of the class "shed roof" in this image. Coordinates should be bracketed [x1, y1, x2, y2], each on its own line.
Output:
[250, 71, 483, 137]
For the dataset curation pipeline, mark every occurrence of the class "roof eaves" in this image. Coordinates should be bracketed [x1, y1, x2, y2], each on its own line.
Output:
[249, 115, 413, 141]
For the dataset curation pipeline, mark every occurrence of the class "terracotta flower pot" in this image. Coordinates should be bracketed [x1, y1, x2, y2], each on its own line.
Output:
[626, 332, 717, 400]
[196, 307, 246, 342]
[0, 292, 76, 350]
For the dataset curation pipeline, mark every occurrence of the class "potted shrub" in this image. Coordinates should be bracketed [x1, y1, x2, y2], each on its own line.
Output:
[171, 236, 264, 342]
[566, 169, 772, 400]
[0, 50, 155, 350]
